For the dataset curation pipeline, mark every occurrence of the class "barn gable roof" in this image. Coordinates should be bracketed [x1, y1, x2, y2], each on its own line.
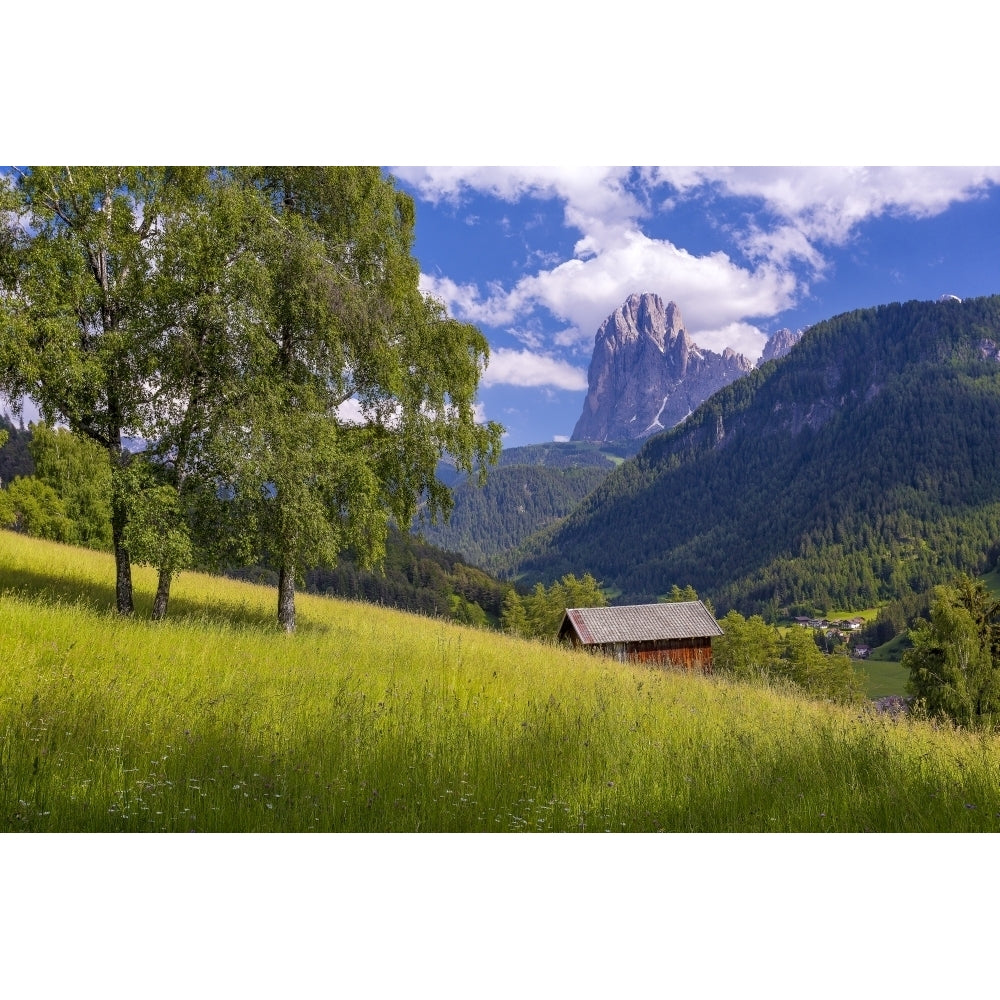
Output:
[559, 601, 723, 645]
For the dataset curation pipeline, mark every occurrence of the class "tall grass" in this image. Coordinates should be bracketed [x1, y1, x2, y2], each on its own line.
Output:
[2, 530, 999, 832]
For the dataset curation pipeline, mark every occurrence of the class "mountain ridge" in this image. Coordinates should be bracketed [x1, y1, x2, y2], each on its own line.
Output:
[515, 294, 1000, 614]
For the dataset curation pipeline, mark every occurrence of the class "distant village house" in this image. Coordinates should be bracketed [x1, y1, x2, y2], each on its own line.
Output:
[558, 600, 723, 673]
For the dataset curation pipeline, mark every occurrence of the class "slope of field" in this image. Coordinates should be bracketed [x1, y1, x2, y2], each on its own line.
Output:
[2, 530, 1000, 832]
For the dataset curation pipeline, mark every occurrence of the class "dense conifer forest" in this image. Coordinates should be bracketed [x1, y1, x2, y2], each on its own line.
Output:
[417, 441, 628, 566]
[0, 417, 32, 484]
[11, 295, 1000, 633]
[512, 296, 1000, 615]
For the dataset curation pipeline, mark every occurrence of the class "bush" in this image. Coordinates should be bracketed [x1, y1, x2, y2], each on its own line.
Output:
[3, 476, 76, 543]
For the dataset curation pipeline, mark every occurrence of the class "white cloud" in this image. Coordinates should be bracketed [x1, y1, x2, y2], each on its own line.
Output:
[338, 395, 489, 428]
[521, 231, 797, 349]
[429, 227, 795, 354]
[392, 166, 646, 248]
[696, 322, 769, 362]
[481, 348, 587, 391]
[420, 273, 520, 327]
[407, 166, 1000, 368]
[504, 320, 547, 351]
[653, 166, 1000, 263]
[553, 435, 569, 442]
[336, 398, 367, 425]
[409, 166, 1000, 270]
[405, 167, 799, 351]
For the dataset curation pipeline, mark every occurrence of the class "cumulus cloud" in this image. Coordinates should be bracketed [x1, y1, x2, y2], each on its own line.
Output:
[519, 231, 796, 350]
[403, 167, 802, 350]
[426, 227, 794, 353]
[406, 166, 1000, 367]
[652, 166, 1000, 263]
[481, 348, 587, 391]
[697, 322, 770, 362]
[337, 396, 489, 428]
[403, 167, 1000, 269]
[420, 273, 520, 327]
[392, 165, 646, 249]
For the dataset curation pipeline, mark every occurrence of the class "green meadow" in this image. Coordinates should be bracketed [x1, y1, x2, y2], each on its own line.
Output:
[2, 530, 999, 832]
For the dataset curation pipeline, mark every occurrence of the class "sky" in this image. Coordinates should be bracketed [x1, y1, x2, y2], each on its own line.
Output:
[6, 1, 1000, 982]
[9, 166, 1000, 450]
[391, 167, 1000, 447]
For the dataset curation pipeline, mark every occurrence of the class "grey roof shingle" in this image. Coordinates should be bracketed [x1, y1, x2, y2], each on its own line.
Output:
[560, 601, 723, 645]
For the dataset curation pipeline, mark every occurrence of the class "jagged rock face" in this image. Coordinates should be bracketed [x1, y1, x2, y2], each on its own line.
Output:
[571, 293, 753, 442]
[759, 327, 803, 364]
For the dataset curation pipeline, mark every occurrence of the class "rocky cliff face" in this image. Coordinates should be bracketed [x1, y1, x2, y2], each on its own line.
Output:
[759, 327, 803, 364]
[571, 293, 753, 442]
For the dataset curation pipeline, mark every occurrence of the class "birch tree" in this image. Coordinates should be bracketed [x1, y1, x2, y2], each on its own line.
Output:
[225, 167, 502, 632]
[0, 166, 210, 614]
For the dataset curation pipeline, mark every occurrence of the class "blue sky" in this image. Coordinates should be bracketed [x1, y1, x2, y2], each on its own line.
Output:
[5, 166, 1000, 451]
[391, 167, 1000, 447]
[6, 0, 999, 972]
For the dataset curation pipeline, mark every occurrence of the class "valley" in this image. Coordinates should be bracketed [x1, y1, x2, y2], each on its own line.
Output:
[496, 295, 1000, 615]
[409, 293, 1000, 705]
[4, 165, 1000, 835]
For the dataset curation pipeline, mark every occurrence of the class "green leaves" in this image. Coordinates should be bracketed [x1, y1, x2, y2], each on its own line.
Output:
[904, 575, 1000, 728]
[2, 476, 76, 542]
[715, 611, 865, 703]
[120, 468, 193, 577]
[714, 611, 781, 681]
[1, 167, 502, 629]
[28, 424, 112, 550]
[219, 167, 502, 630]
[0, 167, 224, 614]
[502, 572, 607, 639]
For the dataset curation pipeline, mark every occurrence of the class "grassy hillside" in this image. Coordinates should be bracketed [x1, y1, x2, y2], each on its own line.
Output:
[3, 530, 1000, 832]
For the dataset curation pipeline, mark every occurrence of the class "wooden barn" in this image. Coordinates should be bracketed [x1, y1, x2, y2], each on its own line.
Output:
[558, 600, 723, 673]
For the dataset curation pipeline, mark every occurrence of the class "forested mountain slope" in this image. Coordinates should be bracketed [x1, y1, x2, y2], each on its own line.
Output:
[514, 296, 1000, 613]
[417, 441, 632, 566]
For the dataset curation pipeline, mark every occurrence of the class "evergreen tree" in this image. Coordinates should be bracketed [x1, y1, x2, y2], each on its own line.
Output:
[904, 575, 1000, 728]
[508, 572, 607, 639]
[500, 589, 528, 635]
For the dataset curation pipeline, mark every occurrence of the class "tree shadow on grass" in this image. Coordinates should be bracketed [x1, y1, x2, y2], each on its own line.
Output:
[0, 564, 330, 635]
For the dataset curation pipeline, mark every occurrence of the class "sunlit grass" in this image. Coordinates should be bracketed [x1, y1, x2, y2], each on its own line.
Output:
[862, 657, 910, 698]
[3, 529, 999, 832]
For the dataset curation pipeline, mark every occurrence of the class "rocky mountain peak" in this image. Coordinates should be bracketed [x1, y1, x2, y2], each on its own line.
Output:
[759, 327, 803, 364]
[572, 293, 753, 443]
[600, 292, 685, 353]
